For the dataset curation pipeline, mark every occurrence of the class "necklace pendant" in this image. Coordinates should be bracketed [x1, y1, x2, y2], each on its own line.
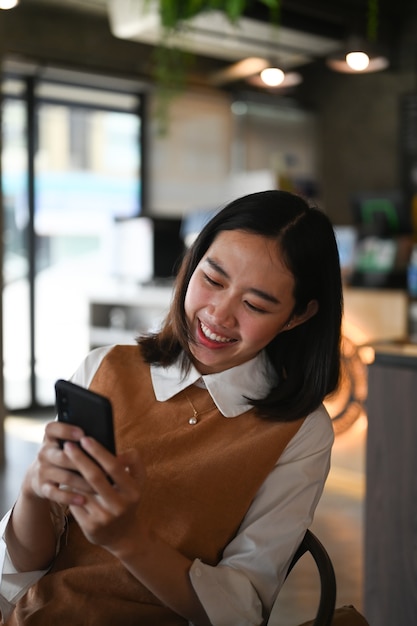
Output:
[188, 416, 198, 425]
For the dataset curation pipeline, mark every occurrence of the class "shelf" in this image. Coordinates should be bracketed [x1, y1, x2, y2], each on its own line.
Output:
[88, 285, 173, 349]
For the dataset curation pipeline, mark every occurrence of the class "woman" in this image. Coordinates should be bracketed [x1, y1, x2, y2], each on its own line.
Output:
[0, 190, 342, 625]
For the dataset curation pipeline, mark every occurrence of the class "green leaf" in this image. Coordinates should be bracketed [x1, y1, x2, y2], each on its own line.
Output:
[158, 0, 281, 28]
[224, 0, 247, 22]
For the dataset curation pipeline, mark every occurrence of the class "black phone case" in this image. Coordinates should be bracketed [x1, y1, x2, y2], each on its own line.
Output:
[55, 379, 116, 454]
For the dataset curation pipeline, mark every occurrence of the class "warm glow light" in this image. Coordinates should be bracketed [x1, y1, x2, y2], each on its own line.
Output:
[358, 345, 375, 365]
[260, 67, 285, 87]
[346, 51, 370, 71]
[0, 0, 19, 7]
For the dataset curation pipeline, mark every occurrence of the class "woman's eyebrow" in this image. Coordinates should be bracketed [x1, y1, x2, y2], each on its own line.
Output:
[206, 256, 228, 278]
[250, 287, 279, 304]
[205, 257, 279, 304]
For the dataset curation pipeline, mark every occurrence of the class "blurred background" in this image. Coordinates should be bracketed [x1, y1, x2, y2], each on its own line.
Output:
[1, 1, 417, 623]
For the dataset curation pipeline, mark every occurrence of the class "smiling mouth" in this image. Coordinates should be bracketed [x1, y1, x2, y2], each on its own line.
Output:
[199, 321, 236, 344]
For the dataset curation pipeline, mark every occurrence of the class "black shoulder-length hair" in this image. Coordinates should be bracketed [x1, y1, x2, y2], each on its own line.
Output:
[140, 190, 343, 422]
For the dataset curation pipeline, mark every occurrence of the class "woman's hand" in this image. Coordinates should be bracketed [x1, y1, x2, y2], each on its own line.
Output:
[63, 439, 211, 625]
[20, 419, 145, 556]
[60, 437, 145, 554]
[5, 420, 94, 573]
[18, 424, 209, 624]
[20, 424, 210, 625]
[22, 420, 94, 506]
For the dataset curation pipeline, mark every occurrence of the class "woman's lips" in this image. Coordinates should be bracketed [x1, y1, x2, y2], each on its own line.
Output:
[197, 320, 237, 348]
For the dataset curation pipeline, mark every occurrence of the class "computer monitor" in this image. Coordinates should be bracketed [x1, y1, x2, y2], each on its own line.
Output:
[349, 190, 411, 288]
[112, 216, 185, 284]
[152, 216, 185, 281]
[351, 190, 411, 237]
[112, 216, 154, 284]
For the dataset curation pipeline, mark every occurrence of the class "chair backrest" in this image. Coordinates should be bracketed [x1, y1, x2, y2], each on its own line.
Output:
[273, 529, 337, 626]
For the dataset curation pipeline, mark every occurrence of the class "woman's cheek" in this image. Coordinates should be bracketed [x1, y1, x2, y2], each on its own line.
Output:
[184, 277, 205, 318]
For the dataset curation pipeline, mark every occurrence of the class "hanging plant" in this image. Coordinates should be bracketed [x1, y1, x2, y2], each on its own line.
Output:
[157, 0, 280, 28]
[367, 0, 379, 42]
[150, 0, 281, 133]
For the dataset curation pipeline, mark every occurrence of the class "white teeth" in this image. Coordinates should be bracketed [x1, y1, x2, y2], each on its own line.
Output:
[200, 322, 233, 343]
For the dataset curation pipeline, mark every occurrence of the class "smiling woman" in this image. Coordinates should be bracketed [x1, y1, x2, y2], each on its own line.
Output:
[183, 229, 317, 375]
[0, 190, 343, 626]
[147, 189, 342, 421]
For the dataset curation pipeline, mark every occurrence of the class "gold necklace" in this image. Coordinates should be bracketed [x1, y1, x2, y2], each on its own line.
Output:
[184, 392, 216, 425]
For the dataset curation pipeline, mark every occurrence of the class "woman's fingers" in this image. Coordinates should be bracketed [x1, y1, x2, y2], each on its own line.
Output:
[63, 439, 141, 498]
[23, 459, 89, 506]
[62, 441, 144, 548]
[22, 420, 96, 504]
[82, 438, 143, 483]
[42, 420, 86, 471]
[38, 440, 82, 481]
[44, 420, 84, 444]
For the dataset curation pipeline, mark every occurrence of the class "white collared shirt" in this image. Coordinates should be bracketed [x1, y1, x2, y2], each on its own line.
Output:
[151, 349, 275, 417]
[0, 346, 334, 626]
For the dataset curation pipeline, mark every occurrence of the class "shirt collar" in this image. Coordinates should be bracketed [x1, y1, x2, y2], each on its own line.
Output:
[151, 351, 276, 418]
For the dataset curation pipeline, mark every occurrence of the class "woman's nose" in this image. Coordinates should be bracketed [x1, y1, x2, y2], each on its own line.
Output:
[208, 295, 236, 327]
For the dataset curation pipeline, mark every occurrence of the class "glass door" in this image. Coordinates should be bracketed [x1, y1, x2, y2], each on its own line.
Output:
[2, 75, 143, 410]
[2, 80, 31, 409]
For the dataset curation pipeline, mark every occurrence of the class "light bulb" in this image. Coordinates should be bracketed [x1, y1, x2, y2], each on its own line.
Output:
[346, 51, 370, 71]
[0, 0, 19, 7]
[260, 67, 285, 87]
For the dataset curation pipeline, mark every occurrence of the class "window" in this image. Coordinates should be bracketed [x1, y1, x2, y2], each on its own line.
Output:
[1, 70, 145, 409]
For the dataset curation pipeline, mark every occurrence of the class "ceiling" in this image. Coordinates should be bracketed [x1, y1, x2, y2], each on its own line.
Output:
[18, 0, 417, 86]
[106, 1, 342, 66]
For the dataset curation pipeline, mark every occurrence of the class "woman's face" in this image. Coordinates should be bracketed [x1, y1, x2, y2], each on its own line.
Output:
[184, 229, 317, 375]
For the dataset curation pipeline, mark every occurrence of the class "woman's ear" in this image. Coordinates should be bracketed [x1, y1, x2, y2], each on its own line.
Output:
[286, 300, 319, 331]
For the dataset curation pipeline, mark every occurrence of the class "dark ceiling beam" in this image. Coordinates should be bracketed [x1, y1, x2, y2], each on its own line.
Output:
[244, 0, 414, 48]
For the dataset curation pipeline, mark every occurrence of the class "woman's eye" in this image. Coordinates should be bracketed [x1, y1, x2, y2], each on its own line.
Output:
[245, 301, 267, 314]
[204, 273, 222, 287]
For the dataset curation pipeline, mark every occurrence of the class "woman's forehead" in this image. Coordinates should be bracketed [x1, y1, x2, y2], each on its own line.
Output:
[202, 230, 295, 289]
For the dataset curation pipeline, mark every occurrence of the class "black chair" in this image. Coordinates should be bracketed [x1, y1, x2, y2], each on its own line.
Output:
[269, 529, 337, 626]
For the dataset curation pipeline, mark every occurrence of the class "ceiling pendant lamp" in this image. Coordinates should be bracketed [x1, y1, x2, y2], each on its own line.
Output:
[0, 0, 19, 8]
[327, 37, 389, 74]
[326, 0, 389, 74]
[260, 66, 285, 87]
[345, 51, 370, 71]
[253, 57, 302, 90]
[246, 67, 302, 90]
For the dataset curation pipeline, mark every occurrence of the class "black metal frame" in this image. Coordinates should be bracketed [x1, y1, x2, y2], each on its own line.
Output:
[284, 529, 337, 626]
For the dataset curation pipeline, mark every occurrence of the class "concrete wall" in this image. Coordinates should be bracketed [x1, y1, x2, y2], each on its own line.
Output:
[297, 64, 416, 224]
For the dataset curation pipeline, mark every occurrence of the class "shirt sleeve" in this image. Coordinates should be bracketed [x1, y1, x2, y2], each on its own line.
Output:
[0, 346, 112, 623]
[189, 406, 334, 626]
[69, 345, 114, 387]
[0, 503, 67, 624]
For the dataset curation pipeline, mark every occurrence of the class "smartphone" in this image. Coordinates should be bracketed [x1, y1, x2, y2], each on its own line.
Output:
[55, 379, 116, 455]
